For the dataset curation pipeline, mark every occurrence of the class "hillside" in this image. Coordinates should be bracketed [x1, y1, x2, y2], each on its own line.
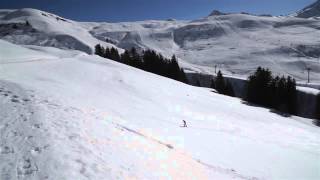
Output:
[0, 8, 118, 54]
[87, 13, 320, 84]
[1, 40, 320, 179]
[296, 0, 320, 18]
[0, 8, 320, 84]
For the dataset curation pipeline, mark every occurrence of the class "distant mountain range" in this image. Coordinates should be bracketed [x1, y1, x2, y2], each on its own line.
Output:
[0, 1, 319, 83]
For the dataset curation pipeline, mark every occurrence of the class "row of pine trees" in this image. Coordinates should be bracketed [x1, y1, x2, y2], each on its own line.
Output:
[95, 44, 188, 83]
[95, 44, 320, 123]
[245, 67, 297, 114]
[210, 67, 320, 124]
[208, 67, 301, 117]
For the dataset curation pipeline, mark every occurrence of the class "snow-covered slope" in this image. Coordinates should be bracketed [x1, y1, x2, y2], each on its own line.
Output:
[0, 6, 320, 84]
[0, 8, 118, 54]
[87, 14, 320, 84]
[296, 0, 320, 18]
[1, 40, 319, 179]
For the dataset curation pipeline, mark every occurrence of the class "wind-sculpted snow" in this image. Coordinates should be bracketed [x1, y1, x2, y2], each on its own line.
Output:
[0, 40, 319, 179]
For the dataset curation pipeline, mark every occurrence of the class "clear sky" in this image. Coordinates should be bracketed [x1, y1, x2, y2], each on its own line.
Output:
[0, 0, 317, 22]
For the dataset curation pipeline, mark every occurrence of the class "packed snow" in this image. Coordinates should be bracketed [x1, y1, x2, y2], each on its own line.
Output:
[0, 40, 319, 179]
[297, 86, 320, 95]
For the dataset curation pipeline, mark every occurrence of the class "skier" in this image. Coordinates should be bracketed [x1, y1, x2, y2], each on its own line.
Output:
[182, 120, 187, 127]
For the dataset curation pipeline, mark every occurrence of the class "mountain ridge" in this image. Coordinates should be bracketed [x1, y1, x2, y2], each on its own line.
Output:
[0, 3, 320, 83]
[296, 0, 320, 18]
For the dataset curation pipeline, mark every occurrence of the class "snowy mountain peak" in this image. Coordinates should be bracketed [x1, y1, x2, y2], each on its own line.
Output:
[0, 8, 118, 54]
[296, 0, 320, 18]
[1, 8, 69, 23]
[208, 10, 227, 16]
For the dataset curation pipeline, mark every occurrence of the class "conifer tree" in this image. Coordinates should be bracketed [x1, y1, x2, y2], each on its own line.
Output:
[168, 55, 180, 81]
[213, 71, 235, 96]
[269, 76, 279, 107]
[215, 70, 226, 94]
[225, 80, 235, 97]
[246, 67, 272, 106]
[104, 47, 111, 59]
[110, 47, 120, 61]
[315, 94, 320, 126]
[286, 76, 297, 114]
[210, 79, 216, 89]
[195, 79, 201, 87]
[121, 50, 131, 65]
[94, 44, 104, 57]
[130, 47, 142, 68]
[179, 68, 188, 83]
[25, 20, 30, 26]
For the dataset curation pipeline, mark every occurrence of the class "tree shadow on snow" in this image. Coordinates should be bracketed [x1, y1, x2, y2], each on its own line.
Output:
[241, 101, 292, 118]
[313, 119, 320, 127]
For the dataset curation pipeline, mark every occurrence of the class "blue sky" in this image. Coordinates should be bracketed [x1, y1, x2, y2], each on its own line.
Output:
[0, 0, 316, 22]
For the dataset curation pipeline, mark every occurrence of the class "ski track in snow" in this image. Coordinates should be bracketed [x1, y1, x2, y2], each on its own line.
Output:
[114, 123, 260, 180]
[0, 79, 261, 180]
[0, 80, 110, 180]
[0, 81, 47, 180]
[0, 58, 56, 65]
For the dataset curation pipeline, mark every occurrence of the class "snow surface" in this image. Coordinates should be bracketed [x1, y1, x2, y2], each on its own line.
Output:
[0, 8, 119, 54]
[297, 86, 320, 95]
[0, 40, 319, 179]
[1, 8, 320, 84]
[86, 13, 320, 84]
